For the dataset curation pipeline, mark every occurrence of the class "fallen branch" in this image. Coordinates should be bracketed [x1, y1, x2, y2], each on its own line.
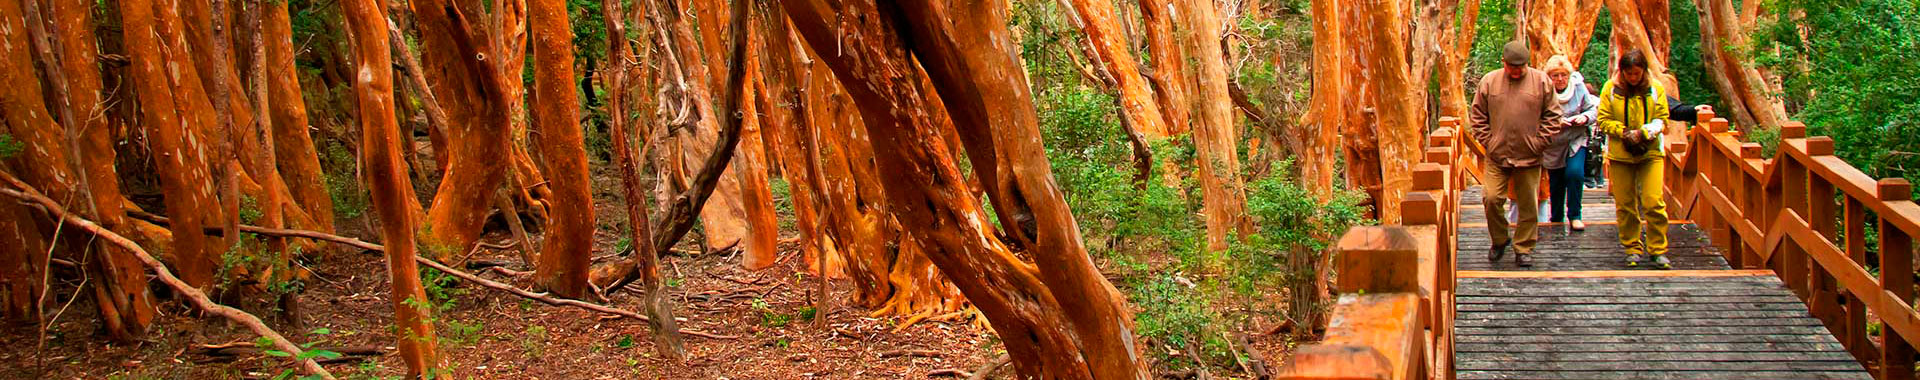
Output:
[0, 174, 336, 380]
[411, 256, 735, 340]
[123, 201, 734, 340]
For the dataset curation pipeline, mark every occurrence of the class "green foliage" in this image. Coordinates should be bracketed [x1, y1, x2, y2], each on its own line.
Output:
[321, 143, 369, 220]
[1752, 0, 1920, 185]
[521, 325, 550, 358]
[239, 195, 264, 225]
[771, 177, 796, 232]
[751, 298, 793, 328]
[258, 330, 341, 380]
[0, 134, 21, 159]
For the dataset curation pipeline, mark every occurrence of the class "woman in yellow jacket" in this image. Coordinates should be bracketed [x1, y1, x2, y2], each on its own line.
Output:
[1596, 49, 1672, 269]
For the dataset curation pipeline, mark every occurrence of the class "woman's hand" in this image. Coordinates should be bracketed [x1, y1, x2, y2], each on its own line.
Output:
[1624, 129, 1646, 145]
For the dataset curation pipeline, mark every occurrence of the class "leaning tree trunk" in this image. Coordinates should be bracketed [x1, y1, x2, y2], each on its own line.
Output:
[895, 0, 1151, 377]
[1063, 0, 1171, 139]
[1134, 0, 1192, 189]
[1176, 0, 1254, 251]
[673, 0, 754, 255]
[340, 0, 445, 375]
[603, 0, 686, 358]
[116, 0, 223, 290]
[527, 0, 594, 299]
[784, 0, 1146, 377]
[735, 56, 782, 270]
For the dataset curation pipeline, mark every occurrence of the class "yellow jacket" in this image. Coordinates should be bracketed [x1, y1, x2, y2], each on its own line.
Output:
[1597, 79, 1671, 163]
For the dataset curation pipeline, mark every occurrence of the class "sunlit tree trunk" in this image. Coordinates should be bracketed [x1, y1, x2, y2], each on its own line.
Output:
[1341, 2, 1383, 218]
[735, 53, 781, 270]
[527, 0, 593, 299]
[1607, 0, 1679, 94]
[1135, 0, 1192, 189]
[1062, 0, 1171, 139]
[340, 0, 444, 374]
[1302, 0, 1350, 199]
[753, 8, 838, 278]
[1175, 0, 1253, 251]
[1523, 0, 1605, 65]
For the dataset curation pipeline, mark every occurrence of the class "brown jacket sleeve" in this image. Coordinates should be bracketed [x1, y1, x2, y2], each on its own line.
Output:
[1469, 74, 1493, 148]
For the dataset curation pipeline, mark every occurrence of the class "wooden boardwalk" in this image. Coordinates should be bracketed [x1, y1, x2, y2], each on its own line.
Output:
[1453, 185, 1870, 379]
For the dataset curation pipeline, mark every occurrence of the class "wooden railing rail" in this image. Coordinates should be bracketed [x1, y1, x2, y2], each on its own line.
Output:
[1663, 110, 1920, 379]
[1278, 122, 1465, 380]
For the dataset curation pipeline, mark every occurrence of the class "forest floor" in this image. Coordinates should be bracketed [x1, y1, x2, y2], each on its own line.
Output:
[0, 154, 1297, 379]
[0, 232, 1016, 379]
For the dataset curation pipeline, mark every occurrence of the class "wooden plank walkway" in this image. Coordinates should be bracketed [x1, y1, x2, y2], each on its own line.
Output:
[1453, 185, 1870, 379]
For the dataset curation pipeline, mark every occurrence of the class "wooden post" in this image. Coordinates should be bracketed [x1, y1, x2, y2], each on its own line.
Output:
[1845, 196, 1874, 363]
[1805, 136, 1841, 326]
[1879, 178, 1915, 380]
[1780, 143, 1809, 297]
[1334, 226, 1422, 294]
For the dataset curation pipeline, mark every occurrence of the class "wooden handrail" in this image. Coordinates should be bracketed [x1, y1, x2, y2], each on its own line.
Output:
[1661, 110, 1920, 379]
[1279, 123, 1466, 380]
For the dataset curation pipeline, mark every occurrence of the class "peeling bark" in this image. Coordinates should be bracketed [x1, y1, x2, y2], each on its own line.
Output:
[265, 0, 333, 232]
[1363, 0, 1423, 225]
[414, 0, 515, 257]
[1176, 0, 1253, 250]
[116, 0, 223, 290]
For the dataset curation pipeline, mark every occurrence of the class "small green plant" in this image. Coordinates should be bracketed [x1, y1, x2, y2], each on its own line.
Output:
[751, 298, 792, 328]
[258, 334, 341, 380]
[521, 325, 550, 358]
[0, 134, 21, 159]
[797, 305, 818, 321]
[239, 195, 264, 225]
[614, 335, 636, 348]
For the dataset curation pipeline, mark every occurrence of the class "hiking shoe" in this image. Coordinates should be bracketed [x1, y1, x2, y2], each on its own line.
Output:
[1570, 220, 1587, 231]
[1653, 255, 1673, 270]
[1626, 253, 1645, 267]
[1515, 253, 1535, 267]
[1488, 244, 1508, 262]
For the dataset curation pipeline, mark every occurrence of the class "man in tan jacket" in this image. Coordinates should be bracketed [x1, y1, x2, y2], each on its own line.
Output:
[1469, 41, 1564, 267]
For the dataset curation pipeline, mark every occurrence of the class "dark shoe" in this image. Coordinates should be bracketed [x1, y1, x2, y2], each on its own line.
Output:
[1488, 244, 1508, 262]
[1515, 253, 1535, 267]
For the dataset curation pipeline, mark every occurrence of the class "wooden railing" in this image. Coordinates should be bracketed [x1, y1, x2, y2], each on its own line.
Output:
[1666, 111, 1920, 379]
[1276, 122, 1468, 379]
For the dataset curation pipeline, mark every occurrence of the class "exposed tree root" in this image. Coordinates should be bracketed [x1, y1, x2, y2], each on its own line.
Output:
[0, 173, 336, 380]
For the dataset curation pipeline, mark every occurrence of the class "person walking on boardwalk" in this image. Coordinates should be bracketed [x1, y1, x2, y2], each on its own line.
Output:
[1596, 49, 1673, 269]
[1470, 41, 1564, 267]
[1543, 55, 1599, 232]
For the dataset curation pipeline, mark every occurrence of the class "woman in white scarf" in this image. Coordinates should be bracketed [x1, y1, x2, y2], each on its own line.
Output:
[1543, 55, 1599, 231]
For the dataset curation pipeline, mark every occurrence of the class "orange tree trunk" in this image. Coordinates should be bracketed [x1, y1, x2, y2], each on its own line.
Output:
[414, 0, 515, 257]
[674, 0, 751, 254]
[1523, 0, 1605, 66]
[1134, 0, 1192, 189]
[527, 0, 594, 299]
[1064, 0, 1171, 138]
[0, 0, 59, 322]
[602, 0, 685, 358]
[784, 0, 1144, 377]
[339, 0, 445, 374]
[1341, 1, 1384, 218]
[753, 10, 835, 278]
[1607, 0, 1679, 95]
[43, 0, 158, 339]
[1438, 0, 1484, 119]
[1305, 0, 1350, 199]
[735, 56, 781, 270]
[264, 0, 333, 232]
[1176, 0, 1253, 251]
[1695, 0, 1786, 129]
[116, 0, 222, 290]
[1363, 0, 1423, 225]
[894, 0, 1151, 377]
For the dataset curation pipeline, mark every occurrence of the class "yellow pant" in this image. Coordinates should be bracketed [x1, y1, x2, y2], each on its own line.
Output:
[1483, 163, 1542, 254]
[1609, 158, 1669, 256]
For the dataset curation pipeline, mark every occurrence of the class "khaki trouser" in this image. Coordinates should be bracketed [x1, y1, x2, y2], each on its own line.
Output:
[1609, 158, 1669, 256]
[1484, 163, 1543, 254]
